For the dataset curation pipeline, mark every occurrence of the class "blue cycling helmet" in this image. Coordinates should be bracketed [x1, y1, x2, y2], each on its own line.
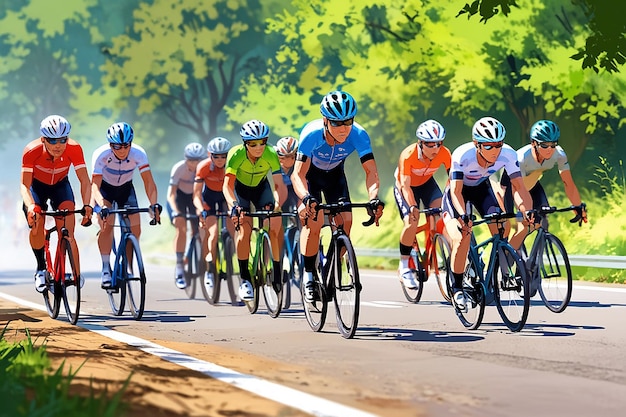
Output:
[107, 122, 134, 144]
[320, 90, 357, 121]
[530, 120, 560, 142]
[240, 120, 269, 141]
[472, 117, 506, 143]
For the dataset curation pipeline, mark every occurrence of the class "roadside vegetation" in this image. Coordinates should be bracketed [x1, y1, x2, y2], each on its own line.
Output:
[0, 325, 129, 417]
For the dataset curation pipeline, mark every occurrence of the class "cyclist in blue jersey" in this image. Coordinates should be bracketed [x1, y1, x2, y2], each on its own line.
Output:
[292, 91, 384, 302]
[275, 136, 300, 213]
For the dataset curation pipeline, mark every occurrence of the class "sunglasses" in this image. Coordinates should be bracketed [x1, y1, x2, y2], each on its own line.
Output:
[45, 137, 68, 145]
[422, 142, 443, 148]
[110, 143, 131, 150]
[329, 118, 354, 127]
[212, 154, 227, 159]
[537, 142, 558, 149]
[246, 139, 268, 148]
[481, 143, 503, 150]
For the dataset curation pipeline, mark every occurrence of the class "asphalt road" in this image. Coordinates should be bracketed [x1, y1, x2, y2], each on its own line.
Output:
[2, 236, 626, 417]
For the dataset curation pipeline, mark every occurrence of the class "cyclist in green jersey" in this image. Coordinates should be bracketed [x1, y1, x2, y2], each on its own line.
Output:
[223, 120, 287, 301]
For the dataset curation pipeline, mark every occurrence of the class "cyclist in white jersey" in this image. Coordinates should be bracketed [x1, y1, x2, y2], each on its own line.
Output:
[91, 122, 162, 288]
[498, 120, 587, 250]
[167, 142, 205, 289]
[441, 117, 533, 310]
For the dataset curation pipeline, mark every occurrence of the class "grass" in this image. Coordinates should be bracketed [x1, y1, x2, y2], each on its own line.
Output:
[0, 325, 129, 417]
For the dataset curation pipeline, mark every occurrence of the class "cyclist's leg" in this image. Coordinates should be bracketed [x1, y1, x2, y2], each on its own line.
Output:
[394, 185, 419, 288]
[24, 181, 48, 281]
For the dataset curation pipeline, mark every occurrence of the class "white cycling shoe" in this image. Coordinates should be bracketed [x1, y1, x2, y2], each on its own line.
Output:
[399, 268, 418, 290]
[302, 272, 315, 302]
[238, 280, 254, 301]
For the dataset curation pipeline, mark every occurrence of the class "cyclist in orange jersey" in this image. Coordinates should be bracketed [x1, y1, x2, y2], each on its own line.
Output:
[20, 115, 93, 292]
[394, 120, 451, 289]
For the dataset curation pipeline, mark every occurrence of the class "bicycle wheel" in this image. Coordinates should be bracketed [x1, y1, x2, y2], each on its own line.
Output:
[433, 234, 452, 302]
[402, 249, 424, 303]
[494, 244, 530, 332]
[454, 256, 485, 330]
[108, 245, 127, 316]
[183, 235, 200, 299]
[282, 251, 292, 309]
[333, 235, 360, 339]
[301, 271, 328, 332]
[61, 239, 81, 325]
[223, 234, 240, 306]
[260, 232, 282, 318]
[538, 234, 572, 313]
[201, 234, 221, 304]
[124, 235, 147, 320]
[43, 271, 61, 319]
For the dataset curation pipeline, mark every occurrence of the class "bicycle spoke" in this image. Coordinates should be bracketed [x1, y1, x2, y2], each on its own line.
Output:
[538, 234, 572, 313]
[125, 235, 147, 320]
[494, 245, 530, 332]
[454, 257, 485, 329]
[333, 235, 360, 339]
[62, 240, 81, 325]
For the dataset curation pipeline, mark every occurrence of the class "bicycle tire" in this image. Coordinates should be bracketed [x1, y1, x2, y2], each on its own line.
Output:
[301, 271, 328, 332]
[43, 271, 61, 319]
[433, 234, 452, 302]
[260, 232, 282, 318]
[333, 234, 360, 339]
[494, 244, 530, 332]
[184, 235, 200, 299]
[108, 247, 127, 316]
[124, 235, 147, 320]
[538, 234, 572, 313]
[61, 239, 81, 325]
[453, 256, 485, 330]
[223, 234, 240, 306]
[402, 250, 425, 303]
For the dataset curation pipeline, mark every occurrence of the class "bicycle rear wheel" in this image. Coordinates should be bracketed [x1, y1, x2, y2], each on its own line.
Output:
[202, 234, 222, 305]
[301, 272, 328, 332]
[538, 234, 572, 313]
[433, 234, 452, 302]
[184, 235, 200, 299]
[223, 234, 240, 306]
[124, 235, 147, 320]
[402, 249, 424, 303]
[494, 245, 530, 332]
[61, 239, 81, 325]
[260, 232, 282, 318]
[333, 235, 360, 339]
[454, 256, 485, 330]
[43, 271, 61, 319]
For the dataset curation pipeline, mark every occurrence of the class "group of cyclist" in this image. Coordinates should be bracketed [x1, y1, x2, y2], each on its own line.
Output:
[21, 90, 587, 313]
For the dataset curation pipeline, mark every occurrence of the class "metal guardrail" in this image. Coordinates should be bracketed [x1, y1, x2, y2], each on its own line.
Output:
[354, 248, 626, 269]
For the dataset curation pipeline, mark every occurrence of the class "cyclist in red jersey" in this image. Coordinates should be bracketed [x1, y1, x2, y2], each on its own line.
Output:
[20, 115, 93, 292]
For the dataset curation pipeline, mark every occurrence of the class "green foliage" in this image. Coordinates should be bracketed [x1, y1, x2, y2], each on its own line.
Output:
[0, 326, 129, 417]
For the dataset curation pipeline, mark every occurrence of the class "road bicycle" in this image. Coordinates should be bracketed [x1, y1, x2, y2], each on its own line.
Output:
[280, 211, 303, 309]
[41, 208, 90, 325]
[302, 201, 376, 339]
[181, 214, 204, 299]
[204, 213, 240, 306]
[103, 206, 158, 320]
[450, 211, 530, 332]
[520, 205, 581, 313]
[401, 207, 452, 303]
[238, 210, 283, 317]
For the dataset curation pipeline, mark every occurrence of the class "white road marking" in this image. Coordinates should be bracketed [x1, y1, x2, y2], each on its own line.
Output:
[362, 301, 405, 308]
[0, 291, 379, 417]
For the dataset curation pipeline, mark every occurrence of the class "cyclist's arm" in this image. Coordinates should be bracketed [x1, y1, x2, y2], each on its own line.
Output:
[292, 156, 311, 201]
[559, 170, 583, 206]
[362, 157, 380, 200]
[449, 178, 467, 216]
[75, 166, 92, 208]
[167, 183, 179, 214]
[140, 170, 158, 206]
[509, 174, 533, 214]
[192, 180, 204, 214]
[91, 174, 107, 208]
[399, 173, 418, 207]
[20, 170, 35, 208]
[272, 172, 286, 210]
[223, 173, 237, 211]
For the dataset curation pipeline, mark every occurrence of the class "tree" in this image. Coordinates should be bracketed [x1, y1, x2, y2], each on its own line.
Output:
[101, 0, 267, 143]
[457, 0, 626, 73]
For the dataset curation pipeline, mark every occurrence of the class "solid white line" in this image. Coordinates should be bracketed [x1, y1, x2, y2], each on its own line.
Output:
[0, 291, 379, 417]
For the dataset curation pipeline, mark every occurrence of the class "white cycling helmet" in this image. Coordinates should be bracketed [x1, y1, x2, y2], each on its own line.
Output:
[275, 136, 298, 156]
[184, 142, 205, 160]
[207, 137, 232, 154]
[472, 116, 506, 143]
[416, 119, 446, 142]
[40, 115, 71, 138]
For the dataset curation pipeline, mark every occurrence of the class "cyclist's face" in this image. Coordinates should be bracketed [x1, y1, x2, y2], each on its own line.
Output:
[110, 143, 131, 159]
[325, 117, 353, 143]
[42, 137, 67, 158]
[185, 158, 201, 170]
[278, 154, 295, 169]
[475, 141, 503, 163]
[211, 153, 228, 167]
[419, 141, 443, 159]
[533, 140, 557, 158]
[245, 138, 267, 158]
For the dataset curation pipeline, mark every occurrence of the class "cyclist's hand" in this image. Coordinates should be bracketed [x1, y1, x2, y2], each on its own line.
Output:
[199, 210, 210, 228]
[150, 203, 162, 225]
[230, 205, 242, 229]
[81, 204, 93, 227]
[570, 202, 587, 226]
[99, 206, 110, 220]
[409, 205, 419, 222]
[367, 198, 384, 226]
[523, 209, 536, 225]
[302, 195, 318, 218]
[457, 214, 472, 235]
[27, 204, 41, 228]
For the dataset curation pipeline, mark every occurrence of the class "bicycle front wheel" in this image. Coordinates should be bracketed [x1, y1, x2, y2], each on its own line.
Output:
[260, 232, 282, 318]
[184, 235, 200, 299]
[454, 256, 485, 330]
[223, 234, 240, 306]
[202, 235, 221, 305]
[333, 235, 360, 339]
[301, 272, 328, 332]
[538, 234, 572, 313]
[43, 271, 61, 319]
[108, 251, 126, 316]
[61, 239, 81, 325]
[433, 234, 452, 302]
[402, 249, 424, 303]
[494, 245, 530, 332]
[124, 235, 147, 320]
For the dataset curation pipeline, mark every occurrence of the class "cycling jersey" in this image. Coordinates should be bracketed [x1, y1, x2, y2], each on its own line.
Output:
[395, 143, 452, 187]
[169, 160, 196, 195]
[225, 144, 281, 187]
[450, 142, 521, 186]
[280, 165, 293, 187]
[195, 158, 225, 192]
[91, 143, 151, 186]
[517, 144, 570, 190]
[21, 138, 87, 185]
[298, 119, 373, 171]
